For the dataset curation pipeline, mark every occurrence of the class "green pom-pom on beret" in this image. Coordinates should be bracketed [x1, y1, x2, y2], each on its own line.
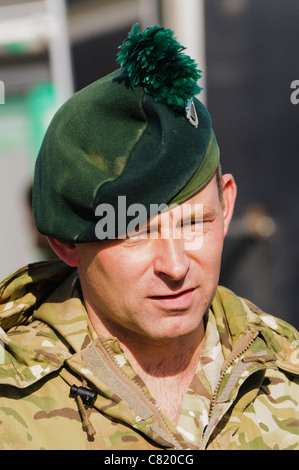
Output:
[117, 23, 202, 111]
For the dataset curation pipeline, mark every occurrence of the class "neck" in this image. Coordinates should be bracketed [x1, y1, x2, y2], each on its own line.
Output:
[122, 327, 205, 378]
[119, 325, 205, 425]
[86, 304, 206, 425]
[87, 302, 205, 378]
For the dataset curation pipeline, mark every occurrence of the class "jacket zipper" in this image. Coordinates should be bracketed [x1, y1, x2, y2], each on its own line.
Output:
[198, 331, 260, 450]
[94, 338, 184, 449]
[209, 330, 259, 419]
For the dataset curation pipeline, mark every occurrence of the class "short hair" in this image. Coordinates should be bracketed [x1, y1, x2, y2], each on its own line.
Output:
[215, 162, 224, 209]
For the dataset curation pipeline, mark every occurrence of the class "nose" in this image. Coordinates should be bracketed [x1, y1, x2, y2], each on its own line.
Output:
[153, 237, 190, 281]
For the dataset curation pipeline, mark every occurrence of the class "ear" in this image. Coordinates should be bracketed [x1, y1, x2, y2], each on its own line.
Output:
[221, 174, 237, 237]
[47, 237, 80, 267]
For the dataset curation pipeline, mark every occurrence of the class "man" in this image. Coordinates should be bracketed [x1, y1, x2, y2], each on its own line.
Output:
[0, 24, 298, 450]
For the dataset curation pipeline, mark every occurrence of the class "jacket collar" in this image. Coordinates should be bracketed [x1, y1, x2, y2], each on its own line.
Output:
[212, 286, 299, 376]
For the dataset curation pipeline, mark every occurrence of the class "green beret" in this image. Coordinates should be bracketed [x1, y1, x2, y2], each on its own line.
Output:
[33, 24, 219, 242]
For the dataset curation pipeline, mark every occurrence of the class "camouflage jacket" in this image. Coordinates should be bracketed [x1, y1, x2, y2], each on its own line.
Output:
[0, 260, 298, 450]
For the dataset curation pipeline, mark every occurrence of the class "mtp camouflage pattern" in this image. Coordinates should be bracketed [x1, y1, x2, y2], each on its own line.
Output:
[0, 260, 298, 450]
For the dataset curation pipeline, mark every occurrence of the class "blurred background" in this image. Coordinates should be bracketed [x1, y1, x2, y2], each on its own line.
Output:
[0, 0, 298, 329]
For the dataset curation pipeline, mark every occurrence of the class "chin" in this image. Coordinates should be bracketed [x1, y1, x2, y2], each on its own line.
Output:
[143, 315, 204, 342]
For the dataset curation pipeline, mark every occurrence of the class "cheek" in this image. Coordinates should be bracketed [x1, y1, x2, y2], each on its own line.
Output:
[88, 250, 148, 294]
[194, 225, 224, 271]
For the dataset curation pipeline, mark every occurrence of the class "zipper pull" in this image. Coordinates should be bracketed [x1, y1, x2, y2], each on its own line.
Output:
[70, 384, 97, 406]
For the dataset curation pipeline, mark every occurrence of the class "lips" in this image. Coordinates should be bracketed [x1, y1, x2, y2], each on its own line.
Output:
[149, 288, 196, 309]
[150, 288, 195, 300]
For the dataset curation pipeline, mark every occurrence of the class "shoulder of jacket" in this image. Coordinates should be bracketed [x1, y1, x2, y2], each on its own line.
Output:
[0, 260, 74, 331]
[240, 297, 299, 376]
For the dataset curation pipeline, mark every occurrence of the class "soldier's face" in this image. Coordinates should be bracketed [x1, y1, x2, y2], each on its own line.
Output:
[74, 174, 236, 343]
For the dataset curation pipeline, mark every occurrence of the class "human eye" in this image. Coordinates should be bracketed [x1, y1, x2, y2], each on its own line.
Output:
[191, 218, 204, 226]
[180, 218, 203, 240]
[181, 217, 203, 230]
[124, 225, 152, 245]
[125, 230, 148, 242]
[132, 230, 149, 240]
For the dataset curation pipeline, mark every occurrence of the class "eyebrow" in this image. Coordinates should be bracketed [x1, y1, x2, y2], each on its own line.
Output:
[202, 207, 217, 219]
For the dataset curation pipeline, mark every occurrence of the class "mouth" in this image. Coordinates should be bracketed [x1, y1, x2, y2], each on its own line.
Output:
[149, 288, 196, 309]
[150, 288, 195, 300]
